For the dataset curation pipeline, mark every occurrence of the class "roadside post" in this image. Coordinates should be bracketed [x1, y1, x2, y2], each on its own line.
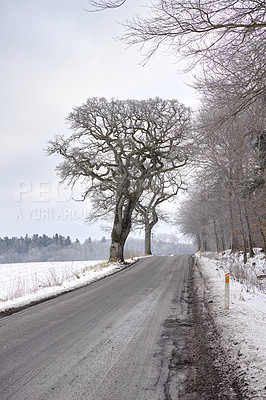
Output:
[225, 272, 230, 310]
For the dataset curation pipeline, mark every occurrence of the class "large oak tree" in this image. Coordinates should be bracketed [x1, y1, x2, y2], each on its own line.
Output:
[47, 97, 191, 262]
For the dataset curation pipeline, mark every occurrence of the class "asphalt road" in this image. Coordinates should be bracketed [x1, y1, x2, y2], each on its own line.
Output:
[0, 255, 190, 400]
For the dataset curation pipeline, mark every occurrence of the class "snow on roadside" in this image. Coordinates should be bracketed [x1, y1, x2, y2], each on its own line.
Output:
[194, 250, 266, 399]
[0, 259, 135, 313]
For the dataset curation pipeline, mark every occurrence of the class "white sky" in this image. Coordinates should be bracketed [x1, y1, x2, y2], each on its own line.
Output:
[0, 0, 198, 242]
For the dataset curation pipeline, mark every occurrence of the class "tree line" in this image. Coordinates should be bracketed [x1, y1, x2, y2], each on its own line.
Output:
[0, 234, 195, 264]
[0, 234, 72, 253]
[177, 105, 265, 261]
[0, 234, 76, 264]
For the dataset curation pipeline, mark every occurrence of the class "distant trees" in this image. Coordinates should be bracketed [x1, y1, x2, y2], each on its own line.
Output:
[0, 234, 195, 264]
[0, 234, 72, 252]
[0, 234, 112, 264]
[0, 234, 73, 264]
[47, 97, 191, 262]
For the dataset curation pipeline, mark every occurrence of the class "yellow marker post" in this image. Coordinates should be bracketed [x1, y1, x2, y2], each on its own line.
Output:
[225, 272, 230, 310]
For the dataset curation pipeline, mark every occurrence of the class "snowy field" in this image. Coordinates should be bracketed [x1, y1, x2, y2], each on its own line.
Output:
[194, 249, 266, 399]
[0, 259, 128, 312]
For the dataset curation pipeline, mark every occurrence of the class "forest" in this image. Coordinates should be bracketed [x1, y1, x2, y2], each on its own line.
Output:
[0, 234, 195, 264]
[176, 108, 265, 260]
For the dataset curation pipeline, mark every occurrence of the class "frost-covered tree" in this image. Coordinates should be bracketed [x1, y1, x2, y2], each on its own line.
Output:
[88, 0, 266, 117]
[177, 99, 266, 257]
[134, 170, 185, 255]
[46, 97, 191, 262]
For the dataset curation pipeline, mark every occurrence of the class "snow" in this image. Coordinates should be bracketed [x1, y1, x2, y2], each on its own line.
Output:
[0, 259, 133, 313]
[194, 250, 266, 399]
[1, 251, 265, 397]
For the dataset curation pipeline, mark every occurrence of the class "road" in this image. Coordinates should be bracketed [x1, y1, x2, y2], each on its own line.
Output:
[0, 255, 191, 400]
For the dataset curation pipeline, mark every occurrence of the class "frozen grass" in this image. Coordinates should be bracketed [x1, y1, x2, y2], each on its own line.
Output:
[203, 248, 266, 293]
[2, 274, 39, 301]
[70, 262, 109, 279]
[0, 260, 111, 303]
[38, 267, 65, 289]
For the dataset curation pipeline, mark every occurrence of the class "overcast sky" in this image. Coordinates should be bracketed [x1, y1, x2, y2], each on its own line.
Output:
[1, 0, 198, 242]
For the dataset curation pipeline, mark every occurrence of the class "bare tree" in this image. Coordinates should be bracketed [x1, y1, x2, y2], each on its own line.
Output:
[134, 170, 185, 255]
[88, 0, 266, 116]
[177, 97, 266, 256]
[89, 0, 265, 61]
[176, 180, 231, 252]
[46, 97, 191, 262]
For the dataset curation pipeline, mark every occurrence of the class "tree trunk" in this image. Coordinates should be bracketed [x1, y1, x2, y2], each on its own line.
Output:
[144, 211, 158, 255]
[239, 164, 255, 258]
[109, 240, 125, 263]
[196, 234, 201, 251]
[243, 199, 255, 258]
[236, 196, 248, 263]
[212, 217, 219, 252]
[109, 217, 130, 263]
[202, 230, 207, 252]
[109, 193, 138, 263]
[145, 224, 152, 255]
[217, 211, 226, 252]
[228, 188, 239, 251]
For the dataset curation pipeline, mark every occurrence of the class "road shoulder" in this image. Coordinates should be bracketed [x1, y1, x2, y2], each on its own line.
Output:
[190, 254, 266, 399]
